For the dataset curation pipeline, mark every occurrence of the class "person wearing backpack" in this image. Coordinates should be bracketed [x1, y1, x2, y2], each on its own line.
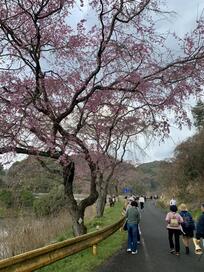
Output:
[165, 205, 183, 256]
[179, 203, 195, 254]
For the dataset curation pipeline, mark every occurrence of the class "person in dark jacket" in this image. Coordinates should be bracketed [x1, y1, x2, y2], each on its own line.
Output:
[179, 203, 195, 254]
[126, 201, 140, 254]
[193, 203, 204, 255]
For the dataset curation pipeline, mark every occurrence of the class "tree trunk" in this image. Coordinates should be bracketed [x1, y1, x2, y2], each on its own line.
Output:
[96, 173, 109, 217]
[96, 190, 107, 217]
[69, 207, 87, 236]
[63, 161, 87, 236]
[63, 160, 98, 236]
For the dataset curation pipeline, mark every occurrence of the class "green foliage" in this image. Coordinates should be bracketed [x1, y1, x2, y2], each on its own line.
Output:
[175, 130, 204, 180]
[33, 186, 66, 217]
[160, 128, 204, 203]
[132, 183, 146, 195]
[0, 163, 6, 188]
[192, 99, 204, 130]
[0, 163, 5, 176]
[19, 190, 34, 207]
[33, 198, 50, 217]
[134, 161, 169, 193]
[0, 189, 13, 208]
[7, 156, 62, 193]
[0, 207, 5, 217]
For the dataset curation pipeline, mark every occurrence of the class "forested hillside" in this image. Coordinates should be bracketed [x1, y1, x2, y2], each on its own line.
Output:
[156, 100, 204, 205]
[1, 156, 167, 198]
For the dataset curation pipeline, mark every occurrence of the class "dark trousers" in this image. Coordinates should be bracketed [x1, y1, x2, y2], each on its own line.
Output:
[168, 229, 180, 252]
[140, 202, 144, 209]
[196, 232, 204, 240]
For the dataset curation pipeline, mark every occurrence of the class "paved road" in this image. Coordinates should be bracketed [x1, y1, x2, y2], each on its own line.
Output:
[95, 201, 203, 272]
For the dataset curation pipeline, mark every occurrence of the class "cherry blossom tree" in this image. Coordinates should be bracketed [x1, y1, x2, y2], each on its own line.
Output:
[95, 134, 132, 217]
[81, 94, 149, 217]
[0, 0, 204, 235]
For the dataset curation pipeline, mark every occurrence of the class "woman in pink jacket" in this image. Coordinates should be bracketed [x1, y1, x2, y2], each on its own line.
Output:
[165, 205, 183, 256]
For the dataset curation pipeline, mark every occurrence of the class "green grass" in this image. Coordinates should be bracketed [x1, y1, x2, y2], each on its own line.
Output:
[37, 202, 126, 272]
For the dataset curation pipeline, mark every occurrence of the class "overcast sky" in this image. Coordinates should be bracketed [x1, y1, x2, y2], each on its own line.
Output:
[130, 0, 204, 164]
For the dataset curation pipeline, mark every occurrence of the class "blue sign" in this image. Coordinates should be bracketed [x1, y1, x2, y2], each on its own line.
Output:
[123, 187, 132, 194]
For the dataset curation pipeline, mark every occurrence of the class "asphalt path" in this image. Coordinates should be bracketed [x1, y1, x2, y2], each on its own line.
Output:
[95, 201, 203, 272]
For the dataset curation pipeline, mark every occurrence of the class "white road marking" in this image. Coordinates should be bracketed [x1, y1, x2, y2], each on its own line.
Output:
[141, 236, 154, 272]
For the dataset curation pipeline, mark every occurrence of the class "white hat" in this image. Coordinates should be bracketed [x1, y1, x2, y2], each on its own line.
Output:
[128, 197, 134, 201]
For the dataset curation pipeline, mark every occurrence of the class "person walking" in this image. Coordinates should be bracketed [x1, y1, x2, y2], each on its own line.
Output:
[193, 203, 204, 255]
[126, 201, 140, 254]
[179, 203, 195, 254]
[112, 195, 116, 206]
[139, 195, 145, 210]
[123, 196, 128, 211]
[165, 205, 183, 256]
[108, 196, 114, 207]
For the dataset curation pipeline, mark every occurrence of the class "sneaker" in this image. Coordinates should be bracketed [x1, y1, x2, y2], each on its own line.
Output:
[175, 252, 180, 256]
[195, 249, 203, 255]
[131, 251, 138, 255]
[126, 248, 131, 252]
[170, 249, 175, 254]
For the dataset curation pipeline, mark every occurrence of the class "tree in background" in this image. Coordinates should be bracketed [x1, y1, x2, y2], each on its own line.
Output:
[0, 189, 13, 208]
[81, 94, 149, 217]
[1, 1, 204, 235]
[0, 163, 5, 187]
[159, 97, 204, 201]
[0, 163, 5, 175]
[192, 99, 204, 130]
[162, 129, 204, 203]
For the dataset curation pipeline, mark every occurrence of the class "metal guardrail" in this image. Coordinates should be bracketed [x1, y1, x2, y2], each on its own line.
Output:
[0, 217, 125, 272]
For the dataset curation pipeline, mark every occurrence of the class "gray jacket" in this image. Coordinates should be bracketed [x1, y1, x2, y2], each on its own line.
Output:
[126, 207, 140, 224]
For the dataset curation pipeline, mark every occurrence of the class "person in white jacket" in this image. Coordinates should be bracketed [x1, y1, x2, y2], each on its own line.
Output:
[139, 196, 145, 210]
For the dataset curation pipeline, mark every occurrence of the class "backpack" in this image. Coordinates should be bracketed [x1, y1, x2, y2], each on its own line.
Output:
[181, 212, 195, 230]
[170, 216, 179, 227]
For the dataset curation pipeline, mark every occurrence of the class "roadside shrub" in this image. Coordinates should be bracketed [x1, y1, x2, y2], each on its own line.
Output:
[33, 185, 66, 217]
[0, 190, 13, 208]
[19, 190, 35, 208]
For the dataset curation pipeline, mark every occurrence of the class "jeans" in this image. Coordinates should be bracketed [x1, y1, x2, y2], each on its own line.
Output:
[127, 223, 138, 252]
[137, 225, 141, 242]
[168, 229, 180, 252]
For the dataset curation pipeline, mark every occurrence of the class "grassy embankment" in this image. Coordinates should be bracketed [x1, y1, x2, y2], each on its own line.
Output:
[37, 201, 126, 272]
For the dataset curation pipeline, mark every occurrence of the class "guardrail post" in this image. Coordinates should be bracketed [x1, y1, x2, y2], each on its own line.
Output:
[92, 244, 97, 256]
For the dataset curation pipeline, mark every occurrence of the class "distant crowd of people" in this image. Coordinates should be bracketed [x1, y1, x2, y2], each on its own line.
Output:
[123, 194, 204, 256]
